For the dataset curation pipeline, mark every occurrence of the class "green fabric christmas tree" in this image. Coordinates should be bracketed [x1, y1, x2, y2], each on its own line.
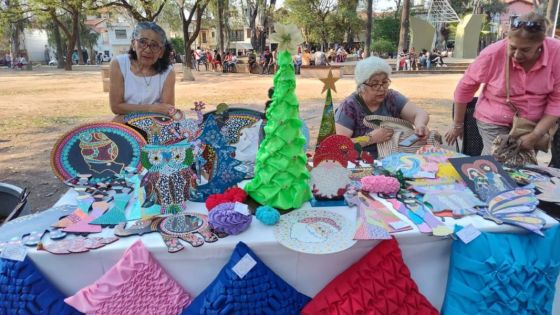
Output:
[244, 31, 311, 210]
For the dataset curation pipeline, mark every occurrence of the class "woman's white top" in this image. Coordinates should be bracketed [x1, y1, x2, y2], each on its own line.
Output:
[116, 54, 173, 105]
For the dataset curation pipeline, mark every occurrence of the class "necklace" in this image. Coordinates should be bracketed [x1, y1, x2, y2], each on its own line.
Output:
[135, 62, 153, 87]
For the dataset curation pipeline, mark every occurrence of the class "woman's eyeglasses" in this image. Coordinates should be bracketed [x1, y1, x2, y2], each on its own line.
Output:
[135, 38, 163, 53]
[511, 19, 544, 32]
[363, 79, 391, 90]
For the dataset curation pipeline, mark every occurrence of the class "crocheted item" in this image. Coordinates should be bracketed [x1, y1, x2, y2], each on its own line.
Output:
[256, 205, 281, 225]
[205, 187, 247, 211]
[65, 240, 191, 315]
[182, 242, 310, 314]
[208, 202, 252, 235]
[0, 257, 81, 314]
[302, 238, 439, 315]
[442, 225, 560, 315]
[360, 175, 400, 195]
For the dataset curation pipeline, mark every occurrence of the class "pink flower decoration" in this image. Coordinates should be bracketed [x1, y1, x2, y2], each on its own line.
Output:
[360, 175, 400, 195]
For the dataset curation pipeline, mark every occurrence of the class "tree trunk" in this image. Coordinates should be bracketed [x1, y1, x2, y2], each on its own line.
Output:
[547, 0, 560, 36]
[76, 22, 84, 65]
[397, 0, 410, 53]
[217, 0, 225, 53]
[52, 19, 65, 69]
[248, 1, 259, 52]
[10, 23, 21, 65]
[365, 0, 373, 57]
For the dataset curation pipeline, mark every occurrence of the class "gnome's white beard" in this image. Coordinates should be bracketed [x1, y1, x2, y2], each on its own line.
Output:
[310, 160, 351, 198]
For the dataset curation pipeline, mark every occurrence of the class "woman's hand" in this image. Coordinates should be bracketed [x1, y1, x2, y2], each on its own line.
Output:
[415, 125, 429, 139]
[367, 127, 394, 144]
[519, 132, 540, 150]
[445, 124, 464, 145]
[152, 103, 176, 115]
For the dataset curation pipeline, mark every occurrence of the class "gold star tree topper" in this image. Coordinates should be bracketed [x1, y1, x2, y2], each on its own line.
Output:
[320, 69, 339, 94]
[269, 23, 304, 54]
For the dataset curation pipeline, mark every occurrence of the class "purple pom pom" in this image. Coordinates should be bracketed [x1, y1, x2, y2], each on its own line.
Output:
[208, 202, 252, 235]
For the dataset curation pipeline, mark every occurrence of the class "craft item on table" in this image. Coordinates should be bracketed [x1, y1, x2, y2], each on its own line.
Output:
[183, 241, 310, 314]
[208, 202, 252, 235]
[301, 238, 439, 315]
[313, 135, 359, 168]
[436, 162, 463, 182]
[535, 177, 560, 204]
[233, 120, 263, 178]
[0, 205, 74, 252]
[205, 187, 247, 211]
[190, 115, 246, 202]
[114, 212, 220, 253]
[397, 192, 453, 236]
[316, 70, 338, 148]
[65, 240, 191, 315]
[442, 225, 560, 315]
[0, 256, 81, 314]
[525, 164, 560, 178]
[416, 145, 466, 162]
[310, 160, 351, 206]
[504, 166, 552, 185]
[381, 153, 438, 179]
[412, 183, 485, 216]
[244, 42, 311, 210]
[348, 193, 412, 240]
[52, 208, 88, 228]
[386, 199, 432, 234]
[51, 122, 145, 183]
[63, 201, 108, 234]
[478, 188, 545, 235]
[38, 236, 118, 254]
[141, 141, 195, 214]
[274, 209, 356, 254]
[361, 175, 400, 195]
[449, 155, 516, 202]
[349, 167, 373, 180]
[256, 205, 281, 225]
[89, 196, 128, 226]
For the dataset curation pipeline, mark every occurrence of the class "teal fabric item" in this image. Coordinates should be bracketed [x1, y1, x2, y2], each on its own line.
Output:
[182, 241, 310, 314]
[442, 225, 560, 315]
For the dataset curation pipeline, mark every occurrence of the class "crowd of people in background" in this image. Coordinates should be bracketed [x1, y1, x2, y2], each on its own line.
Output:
[396, 47, 449, 71]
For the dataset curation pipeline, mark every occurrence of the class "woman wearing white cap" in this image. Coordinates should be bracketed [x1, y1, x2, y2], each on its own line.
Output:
[335, 56, 430, 157]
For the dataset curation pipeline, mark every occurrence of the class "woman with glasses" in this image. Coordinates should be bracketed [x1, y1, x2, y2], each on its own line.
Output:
[335, 56, 430, 157]
[445, 12, 560, 157]
[109, 22, 176, 122]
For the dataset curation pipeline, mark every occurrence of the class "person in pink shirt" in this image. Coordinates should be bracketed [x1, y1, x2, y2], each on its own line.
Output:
[446, 12, 560, 156]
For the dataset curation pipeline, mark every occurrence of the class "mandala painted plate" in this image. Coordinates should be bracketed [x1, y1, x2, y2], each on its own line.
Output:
[51, 122, 146, 183]
[274, 209, 357, 254]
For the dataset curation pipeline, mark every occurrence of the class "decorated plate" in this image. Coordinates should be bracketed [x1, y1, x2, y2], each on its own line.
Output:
[51, 122, 146, 183]
[274, 209, 356, 254]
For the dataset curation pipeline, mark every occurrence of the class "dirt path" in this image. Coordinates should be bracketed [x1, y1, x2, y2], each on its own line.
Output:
[0, 69, 461, 211]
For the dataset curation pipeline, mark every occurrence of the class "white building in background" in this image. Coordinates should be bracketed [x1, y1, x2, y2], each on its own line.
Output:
[22, 29, 48, 62]
[85, 12, 135, 61]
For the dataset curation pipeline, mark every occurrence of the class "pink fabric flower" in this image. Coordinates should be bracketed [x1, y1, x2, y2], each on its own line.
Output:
[360, 175, 400, 195]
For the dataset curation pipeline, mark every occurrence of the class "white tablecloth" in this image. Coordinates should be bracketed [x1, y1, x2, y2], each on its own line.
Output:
[23, 189, 560, 312]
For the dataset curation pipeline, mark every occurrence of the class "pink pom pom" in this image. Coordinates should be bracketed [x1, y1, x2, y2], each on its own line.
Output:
[360, 175, 400, 195]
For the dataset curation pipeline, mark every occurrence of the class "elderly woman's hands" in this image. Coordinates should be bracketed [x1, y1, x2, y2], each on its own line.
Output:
[367, 127, 394, 144]
[152, 103, 176, 116]
[415, 125, 429, 139]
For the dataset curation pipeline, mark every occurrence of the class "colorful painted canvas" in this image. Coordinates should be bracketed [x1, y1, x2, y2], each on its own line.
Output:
[51, 122, 145, 183]
[232, 120, 263, 178]
[141, 141, 195, 214]
[190, 115, 246, 202]
[478, 188, 545, 235]
[274, 209, 356, 254]
[449, 155, 516, 202]
[381, 153, 438, 179]
[412, 183, 485, 216]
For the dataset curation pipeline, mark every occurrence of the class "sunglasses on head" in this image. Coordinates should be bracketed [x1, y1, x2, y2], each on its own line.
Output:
[511, 19, 544, 32]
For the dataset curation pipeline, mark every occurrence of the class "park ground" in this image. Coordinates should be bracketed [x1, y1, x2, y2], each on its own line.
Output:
[0, 68, 542, 211]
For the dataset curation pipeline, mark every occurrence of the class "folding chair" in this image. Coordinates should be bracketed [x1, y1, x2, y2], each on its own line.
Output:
[452, 97, 483, 156]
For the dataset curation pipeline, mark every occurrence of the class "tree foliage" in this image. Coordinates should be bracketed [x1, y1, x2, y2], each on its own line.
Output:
[372, 14, 399, 50]
[95, 0, 168, 22]
[284, 0, 336, 50]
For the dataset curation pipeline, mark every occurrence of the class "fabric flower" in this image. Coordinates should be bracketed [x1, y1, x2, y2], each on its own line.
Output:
[269, 23, 304, 54]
